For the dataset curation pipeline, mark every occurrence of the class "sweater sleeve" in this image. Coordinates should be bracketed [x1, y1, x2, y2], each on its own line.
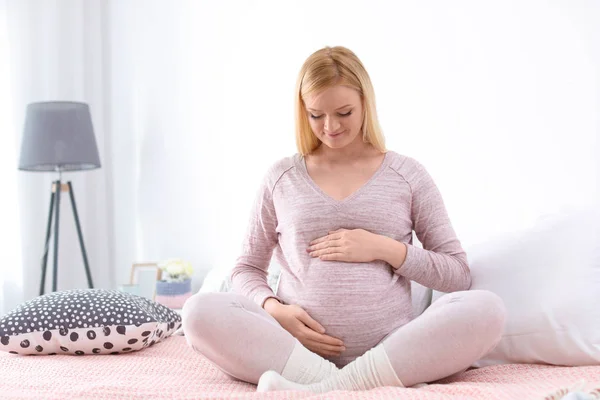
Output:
[394, 161, 472, 292]
[230, 169, 283, 308]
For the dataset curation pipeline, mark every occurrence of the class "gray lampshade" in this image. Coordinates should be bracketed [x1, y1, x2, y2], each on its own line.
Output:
[19, 101, 101, 172]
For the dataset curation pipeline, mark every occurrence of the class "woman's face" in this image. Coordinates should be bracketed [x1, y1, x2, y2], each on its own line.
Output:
[304, 85, 364, 150]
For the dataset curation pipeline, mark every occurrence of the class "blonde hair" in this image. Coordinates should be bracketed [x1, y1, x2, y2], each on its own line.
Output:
[294, 46, 386, 156]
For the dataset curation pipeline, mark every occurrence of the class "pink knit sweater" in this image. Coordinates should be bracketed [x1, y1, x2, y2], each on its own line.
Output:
[230, 150, 471, 366]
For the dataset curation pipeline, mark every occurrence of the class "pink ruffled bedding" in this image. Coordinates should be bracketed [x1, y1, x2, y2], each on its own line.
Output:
[1, 335, 599, 399]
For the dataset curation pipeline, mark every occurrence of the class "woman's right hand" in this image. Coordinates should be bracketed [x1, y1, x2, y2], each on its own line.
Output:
[264, 298, 346, 358]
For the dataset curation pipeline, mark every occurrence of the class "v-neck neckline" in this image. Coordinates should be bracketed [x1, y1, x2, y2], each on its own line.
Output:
[295, 151, 390, 207]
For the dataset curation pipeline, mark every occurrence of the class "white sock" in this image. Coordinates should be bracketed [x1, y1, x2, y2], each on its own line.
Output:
[257, 343, 404, 393]
[277, 339, 339, 385]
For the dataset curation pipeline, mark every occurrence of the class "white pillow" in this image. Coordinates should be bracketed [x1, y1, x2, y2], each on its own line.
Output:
[433, 205, 600, 367]
[411, 281, 432, 318]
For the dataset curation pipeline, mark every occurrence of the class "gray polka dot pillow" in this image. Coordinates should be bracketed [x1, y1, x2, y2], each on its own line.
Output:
[0, 289, 182, 356]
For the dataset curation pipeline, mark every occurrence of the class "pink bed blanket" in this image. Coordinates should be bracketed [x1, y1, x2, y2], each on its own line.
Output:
[1, 335, 599, 399]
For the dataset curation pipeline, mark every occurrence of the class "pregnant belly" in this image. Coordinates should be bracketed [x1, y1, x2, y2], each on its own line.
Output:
[278, 261, 413, 366]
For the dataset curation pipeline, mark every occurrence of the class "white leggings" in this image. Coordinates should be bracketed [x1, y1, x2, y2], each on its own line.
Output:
[181, 289, 506, 387]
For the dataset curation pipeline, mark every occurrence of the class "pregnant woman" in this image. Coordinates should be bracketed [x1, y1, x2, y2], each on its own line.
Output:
[182, 46, 506, 393]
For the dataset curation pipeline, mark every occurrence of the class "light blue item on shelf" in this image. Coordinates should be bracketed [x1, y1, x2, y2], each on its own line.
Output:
[156, 279, 191, 296]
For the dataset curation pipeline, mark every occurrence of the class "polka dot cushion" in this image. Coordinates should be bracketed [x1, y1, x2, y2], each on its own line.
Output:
[0, 289, 182, 356]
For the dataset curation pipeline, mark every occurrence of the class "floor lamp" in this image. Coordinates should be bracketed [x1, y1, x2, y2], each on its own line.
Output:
[18, 101, 101, 295]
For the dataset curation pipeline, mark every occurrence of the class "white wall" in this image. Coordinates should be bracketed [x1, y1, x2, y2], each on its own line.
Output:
[4, 0, 599, 302]
[117, 0, 598, 292]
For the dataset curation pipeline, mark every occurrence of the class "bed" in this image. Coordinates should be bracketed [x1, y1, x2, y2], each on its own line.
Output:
[2, 334, 599, 400]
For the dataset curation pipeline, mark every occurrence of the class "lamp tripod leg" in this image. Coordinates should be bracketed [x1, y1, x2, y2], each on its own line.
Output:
[52, 180, 62, 293]
[67, 181, 94, 289]
[39, 181, 57, 296]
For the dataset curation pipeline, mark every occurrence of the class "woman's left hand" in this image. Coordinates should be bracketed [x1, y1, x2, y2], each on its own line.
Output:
[307, 228, 381, 263]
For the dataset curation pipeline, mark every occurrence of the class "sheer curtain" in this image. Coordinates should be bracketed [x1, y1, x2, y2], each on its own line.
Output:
[0, 0, 218, 316]
[0, 0, 23, 315]
[0, 0, 114, 315]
